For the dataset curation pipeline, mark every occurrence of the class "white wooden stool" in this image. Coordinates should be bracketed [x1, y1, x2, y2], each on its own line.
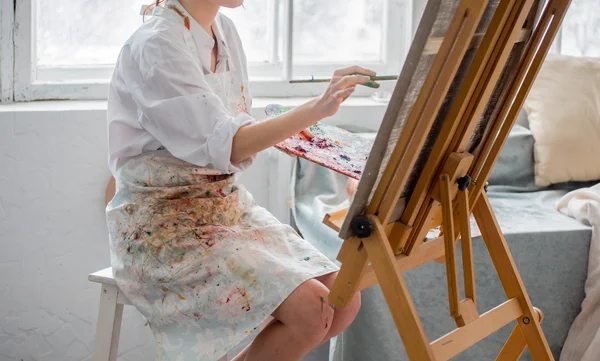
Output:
[90, 267, 228, 361]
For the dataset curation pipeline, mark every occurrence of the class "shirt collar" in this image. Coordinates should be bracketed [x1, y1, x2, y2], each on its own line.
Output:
[164, 0, 231, 73]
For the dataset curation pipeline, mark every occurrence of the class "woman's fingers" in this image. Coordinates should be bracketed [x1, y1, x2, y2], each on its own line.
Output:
[333, 65, 376, 77]
[333, 75, 371, 90]
[316, 66, 374, 117]
[335, 86, 356, 101]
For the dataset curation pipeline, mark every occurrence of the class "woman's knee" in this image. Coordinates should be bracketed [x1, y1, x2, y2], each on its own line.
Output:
[336, 291, 361, 329]
[317, 272, 361, 324]
[274, 279, 335, 343]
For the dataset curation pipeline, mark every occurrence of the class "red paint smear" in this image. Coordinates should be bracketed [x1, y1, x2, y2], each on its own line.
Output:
[275, 124, 373, 180]
[310, 138, 332, 149]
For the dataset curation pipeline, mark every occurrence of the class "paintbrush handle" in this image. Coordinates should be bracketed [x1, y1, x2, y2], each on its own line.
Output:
[289, 75, 398, 84]
[371, 75, 399, 81]
[289, 78, 331, 84]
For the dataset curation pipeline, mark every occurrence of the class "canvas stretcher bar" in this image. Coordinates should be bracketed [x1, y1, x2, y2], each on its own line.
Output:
[424, 28, 531, 55]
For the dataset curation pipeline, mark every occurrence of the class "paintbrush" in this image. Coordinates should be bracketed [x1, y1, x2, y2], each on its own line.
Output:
[289, 74, 398, 89]
[300, 129, 314, 140]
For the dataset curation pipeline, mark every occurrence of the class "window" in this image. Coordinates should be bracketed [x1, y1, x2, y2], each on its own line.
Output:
[3, 0, 413, 102]
[549, 0, 600, 57]
[0, 0, 14, 103]
[3, 0, 597, 103]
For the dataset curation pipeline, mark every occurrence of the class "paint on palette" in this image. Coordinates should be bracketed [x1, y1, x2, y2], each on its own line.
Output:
[265, 104, 373, 180]
[265, 104, 289, 117]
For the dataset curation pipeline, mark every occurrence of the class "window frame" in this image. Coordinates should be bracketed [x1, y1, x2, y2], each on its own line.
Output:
[5, 0, 414, 102]
[0, 0, 14, 102]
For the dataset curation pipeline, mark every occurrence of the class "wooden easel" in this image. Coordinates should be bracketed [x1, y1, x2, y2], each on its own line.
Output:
[323, 0, 572, 360]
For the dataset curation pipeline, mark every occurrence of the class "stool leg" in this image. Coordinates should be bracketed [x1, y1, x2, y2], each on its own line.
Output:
[93, 284, 124, 361]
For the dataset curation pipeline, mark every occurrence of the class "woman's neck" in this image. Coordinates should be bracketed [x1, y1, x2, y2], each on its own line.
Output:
[178, 0, 220, 36]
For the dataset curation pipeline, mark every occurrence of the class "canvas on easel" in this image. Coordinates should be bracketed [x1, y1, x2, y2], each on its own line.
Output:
[317, 0, 573, 360]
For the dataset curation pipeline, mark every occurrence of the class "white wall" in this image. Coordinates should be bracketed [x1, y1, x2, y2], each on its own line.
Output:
[0, 103, 279, 361]
[0, 100, 385, 361]
[0, 105, 151, 361]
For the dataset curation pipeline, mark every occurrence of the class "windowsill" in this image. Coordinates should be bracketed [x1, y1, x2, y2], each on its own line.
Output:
[0, 96, 388, 132]
[0, 96, 389, 112]
[0, 99, 110, 112]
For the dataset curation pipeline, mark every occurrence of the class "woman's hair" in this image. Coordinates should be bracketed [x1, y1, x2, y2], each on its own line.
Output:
[143, 0, 167, 20]
[144, 0, 167, 14]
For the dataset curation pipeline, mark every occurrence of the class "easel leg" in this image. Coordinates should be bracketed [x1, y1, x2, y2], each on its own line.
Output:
[329, 237, 368, 308]
[440, 175, 461, 320]
[362, 216, 435, 361]
[473, 194, 553, 361]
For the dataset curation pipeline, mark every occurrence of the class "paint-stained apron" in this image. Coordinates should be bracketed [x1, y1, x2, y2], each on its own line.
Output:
[106, 9, 338, 360]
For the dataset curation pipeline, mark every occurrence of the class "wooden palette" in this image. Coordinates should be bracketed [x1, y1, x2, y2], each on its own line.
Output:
[265, 104, 373, 180]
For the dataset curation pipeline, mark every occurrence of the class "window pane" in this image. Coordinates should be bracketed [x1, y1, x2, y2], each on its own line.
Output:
[219, 0, 272, 63]
[559, 0, 600, 57]
[36, 0, 147, 66]
[293, 0, 385, 64]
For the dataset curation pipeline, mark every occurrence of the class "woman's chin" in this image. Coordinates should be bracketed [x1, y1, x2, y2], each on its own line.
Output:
[215, 0, 244, 8]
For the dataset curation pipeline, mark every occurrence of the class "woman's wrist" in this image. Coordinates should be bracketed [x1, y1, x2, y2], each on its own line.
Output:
[304, 97, 327, 125]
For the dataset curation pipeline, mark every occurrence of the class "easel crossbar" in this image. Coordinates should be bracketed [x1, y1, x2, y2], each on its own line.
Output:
[430, 298, 523, 361]
[424, 28, 531, 55]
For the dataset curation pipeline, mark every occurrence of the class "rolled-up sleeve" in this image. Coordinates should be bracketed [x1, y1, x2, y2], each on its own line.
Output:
[123, 35, 256, 173]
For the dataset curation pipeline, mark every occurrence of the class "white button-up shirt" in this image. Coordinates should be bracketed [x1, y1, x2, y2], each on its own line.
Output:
[107, 1, 255, 175]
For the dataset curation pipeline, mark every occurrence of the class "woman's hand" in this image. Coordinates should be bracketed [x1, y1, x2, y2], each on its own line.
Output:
[315, 66, 376, 118]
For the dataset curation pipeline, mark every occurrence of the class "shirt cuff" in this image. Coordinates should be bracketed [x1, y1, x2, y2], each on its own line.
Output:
[207, 113, 257, 173]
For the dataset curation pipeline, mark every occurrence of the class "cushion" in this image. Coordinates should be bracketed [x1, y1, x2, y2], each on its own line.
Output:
[524, 55, 600, 187]
[488, 122, 536, 189]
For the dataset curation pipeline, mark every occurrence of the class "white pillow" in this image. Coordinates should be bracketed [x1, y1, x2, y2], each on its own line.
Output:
[524, 54, 600, 187]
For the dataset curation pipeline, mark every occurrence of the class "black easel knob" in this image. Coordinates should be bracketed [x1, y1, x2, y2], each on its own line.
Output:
[456, 175, 471, 191]
[351, 216, 374, 238]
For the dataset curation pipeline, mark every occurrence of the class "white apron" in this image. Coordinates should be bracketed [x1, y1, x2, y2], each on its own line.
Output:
[106, 6, 338, 361]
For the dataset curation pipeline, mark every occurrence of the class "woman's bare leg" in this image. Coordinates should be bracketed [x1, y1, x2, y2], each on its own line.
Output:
[231, 272, 360, 361]
[230, 317, 274, 361]
[315, 272, 361, 342]
[347, 178, 358, 200]
[236, 279, 334, 361]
